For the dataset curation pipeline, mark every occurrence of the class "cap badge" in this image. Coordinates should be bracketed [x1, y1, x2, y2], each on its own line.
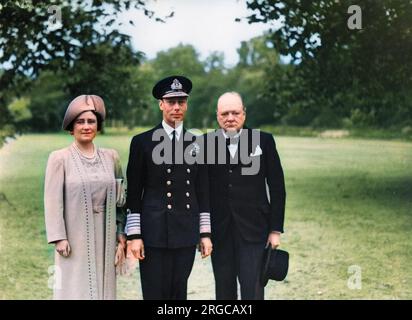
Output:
[171, 79, 183, 90]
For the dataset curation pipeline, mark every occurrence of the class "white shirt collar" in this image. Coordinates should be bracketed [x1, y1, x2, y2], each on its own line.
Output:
[222, 129, 243, 158]
[162, 120, 183, 140]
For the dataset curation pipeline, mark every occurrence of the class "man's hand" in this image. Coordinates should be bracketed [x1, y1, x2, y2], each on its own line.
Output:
[127, 239, 145, 260]
[199, 237, 213, 259]
[267, 232, 281, 249]
[55, 239, 71, 257]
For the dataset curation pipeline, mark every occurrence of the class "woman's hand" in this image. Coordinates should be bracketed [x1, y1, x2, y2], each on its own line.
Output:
[117, 234, 126, 250]
[115, 235, 127, 274]
[55, 239, 71, 257]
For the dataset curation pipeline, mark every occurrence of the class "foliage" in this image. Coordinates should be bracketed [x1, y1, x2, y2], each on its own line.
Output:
[245, 0, 412, 127]
[22, 71, 67, 132]
[0, 0, 169, 142]
[2, 1, 411, 140]
[140, 39, 288, 129]
[137, 44, 232, 129]
[151, 44, 206, 79]
[7, 97, 32, 123]
[64, 41, 144, 127]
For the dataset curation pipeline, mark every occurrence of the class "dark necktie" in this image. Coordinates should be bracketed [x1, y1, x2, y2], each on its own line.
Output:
[171, 130, 176, 164]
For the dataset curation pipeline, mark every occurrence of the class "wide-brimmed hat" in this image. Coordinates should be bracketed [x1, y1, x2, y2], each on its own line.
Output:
[152, 75, 192, 99]
[260, 247, 289, 286]
[62, 95, 106, 130]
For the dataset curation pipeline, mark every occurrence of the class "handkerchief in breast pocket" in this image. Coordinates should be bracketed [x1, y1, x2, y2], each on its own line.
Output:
[250, 145, 263, 157]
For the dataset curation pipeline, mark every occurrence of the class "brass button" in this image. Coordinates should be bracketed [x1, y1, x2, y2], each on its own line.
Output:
[187, 168, 191, 173]
[167, 204, 172, 210]
[186, 204, 190, 209]
[167, 180, 172, 185]
[229, 169, 233, 173]
[167, 168, 172, 173]
[167, 192, 172, 198]
[186, 180, 190, 185]
[186, 192, 190, 197]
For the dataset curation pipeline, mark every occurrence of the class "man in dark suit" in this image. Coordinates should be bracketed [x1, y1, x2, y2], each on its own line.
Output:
[125, 75, 212, 300]
[207, 91, 286, 300]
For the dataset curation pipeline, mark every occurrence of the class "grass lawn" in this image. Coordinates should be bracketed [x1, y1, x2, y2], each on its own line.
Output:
[0, 132, 411, 299]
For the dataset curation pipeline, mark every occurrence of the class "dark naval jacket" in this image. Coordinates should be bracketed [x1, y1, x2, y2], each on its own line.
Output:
[126, 123, 209, 248]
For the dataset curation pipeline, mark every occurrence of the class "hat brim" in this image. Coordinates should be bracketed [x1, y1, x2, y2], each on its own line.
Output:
[260, 248, 289, 286]
[152, 75, 192, 99]
[162, 91, 189, 99]
[260, 247, 271, 287]
[62, 95, 106, 130]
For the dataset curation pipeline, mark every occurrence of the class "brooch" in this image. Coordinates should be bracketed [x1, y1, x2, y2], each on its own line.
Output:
[188, 142, 200, 156]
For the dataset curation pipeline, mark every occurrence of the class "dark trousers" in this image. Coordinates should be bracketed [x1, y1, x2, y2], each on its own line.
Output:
[211, 222, 266, 300]
[139, 246, 196, 300]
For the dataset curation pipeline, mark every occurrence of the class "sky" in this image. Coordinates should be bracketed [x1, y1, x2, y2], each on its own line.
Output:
[118, 0, 279, 67]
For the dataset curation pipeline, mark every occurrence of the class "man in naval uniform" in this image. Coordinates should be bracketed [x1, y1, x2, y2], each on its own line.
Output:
[125, 75, 212, 300]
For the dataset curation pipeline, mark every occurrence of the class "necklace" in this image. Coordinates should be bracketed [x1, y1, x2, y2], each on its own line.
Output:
[74, 142, 95, 157]
[73, 143, 100, 167]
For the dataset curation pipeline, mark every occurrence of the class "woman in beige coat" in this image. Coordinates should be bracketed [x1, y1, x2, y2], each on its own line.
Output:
[44, 95, 126, 300]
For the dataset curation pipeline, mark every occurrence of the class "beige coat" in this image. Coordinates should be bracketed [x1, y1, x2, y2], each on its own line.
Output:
[44, 144, 125, 300]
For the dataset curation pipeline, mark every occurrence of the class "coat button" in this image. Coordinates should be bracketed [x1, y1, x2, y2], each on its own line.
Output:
[167, 168, 172, 173]
[167, 180, 172, 185]
[186, 180, 190, 185]
[229, 184, 232, 188]
[167, 192, 172, 198]
[186, 204, 190, 209]
[186, 192, 190, 197]
[187, 168, 191, 173]
[229, 169, 233, 173]
[167, 204, 172, 210]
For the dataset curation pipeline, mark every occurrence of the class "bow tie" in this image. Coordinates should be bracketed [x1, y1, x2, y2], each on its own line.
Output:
[226, 137, 239, 146]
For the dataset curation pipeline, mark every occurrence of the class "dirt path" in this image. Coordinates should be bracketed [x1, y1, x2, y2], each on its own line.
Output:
[117, 254, 216, 300]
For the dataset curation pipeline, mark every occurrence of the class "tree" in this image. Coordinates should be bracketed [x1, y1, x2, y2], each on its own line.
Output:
[150, 44, 206, 79]
[142, 39, 287, 129]
[245, 0, 412, 127]
[5, 41, 147, 132]
[0, 0, 170, 143]
[64, 41, 144, 127]
[22, 70, 67, 132]
[230, 35, 287, 127]
[146, 45, 209, 128]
